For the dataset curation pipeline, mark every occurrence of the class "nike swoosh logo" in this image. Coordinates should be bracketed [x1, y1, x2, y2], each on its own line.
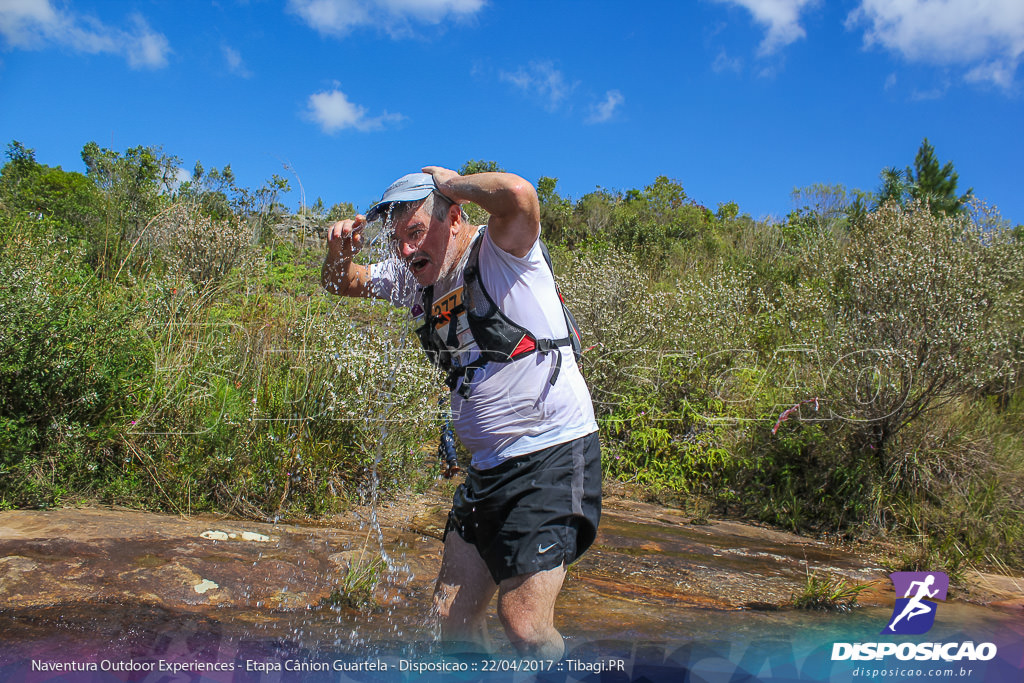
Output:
[537, 542, 557, 554]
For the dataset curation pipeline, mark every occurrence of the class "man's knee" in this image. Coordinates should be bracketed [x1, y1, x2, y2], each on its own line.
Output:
[496, 566, 565, 655]
[498, 608, 550, 644]
[433, 577, 496, 626]
[497, 607, 563, 658]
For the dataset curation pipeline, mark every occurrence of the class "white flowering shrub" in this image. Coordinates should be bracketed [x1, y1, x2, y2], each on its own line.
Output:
[557, 246, 676, 415]
[824, 201, 1020, 466]
[554, 199, 1022, 547]
[557, 246, 745, 497]
[158, 200, 257, 287]
[291, 299, 439, 500]
[735, 199, 1024, 537]
[127, 291, 439, 516]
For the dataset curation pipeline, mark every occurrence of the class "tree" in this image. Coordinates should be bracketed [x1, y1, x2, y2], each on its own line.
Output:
[716, 201, 739, 221]
[0, 141, 38, 198]
[789, 184, 850, 228]
[607, 177, 710, 264]
[309, 197, 326, 217]
[536, 176, 573, 244]
[827, 200, 1011, 476]
[327, 202, 356, 222]
[458, 159, 504, 175]
[875, 166, 910, 208]
[80, 142, 182, 273]
[641, 176, 688, 219]
[906, 138, 973, 216]
[845, 190, 871, 231]
[82, 142, 180, 200]
[784, 184, 853, 265]
[872, 140, 972, 217]
[176, 162, 235, 220]
[576, 189, 618, 241]
[0, 141, 102, 235]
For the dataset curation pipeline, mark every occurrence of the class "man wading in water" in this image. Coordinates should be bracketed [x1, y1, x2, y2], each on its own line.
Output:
[321, 167, 601, 658]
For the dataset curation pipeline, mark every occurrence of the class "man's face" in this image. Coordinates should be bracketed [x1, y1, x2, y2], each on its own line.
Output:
[391, 202, 455, 286]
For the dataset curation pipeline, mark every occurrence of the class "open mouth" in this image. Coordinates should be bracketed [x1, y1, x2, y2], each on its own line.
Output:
[408, 255, 431, 274]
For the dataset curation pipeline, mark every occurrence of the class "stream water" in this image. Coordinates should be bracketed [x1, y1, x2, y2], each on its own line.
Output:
[2, 599, 1020, 681]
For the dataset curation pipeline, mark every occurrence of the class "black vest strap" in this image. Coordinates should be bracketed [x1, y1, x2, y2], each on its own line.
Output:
[414, 229, 581, 400]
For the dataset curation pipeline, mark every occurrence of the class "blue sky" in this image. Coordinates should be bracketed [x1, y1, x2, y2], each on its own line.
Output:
[1, 0, 1022, 224]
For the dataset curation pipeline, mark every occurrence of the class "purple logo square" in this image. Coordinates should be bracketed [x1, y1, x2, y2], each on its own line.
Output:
[882, 571, 949, 635]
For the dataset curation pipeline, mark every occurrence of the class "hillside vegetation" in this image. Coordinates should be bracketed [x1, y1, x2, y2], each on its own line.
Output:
[1, 140, 1021, 573]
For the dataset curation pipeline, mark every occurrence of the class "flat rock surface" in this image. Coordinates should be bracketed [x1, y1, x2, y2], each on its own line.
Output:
[0, 491, 1020, 619]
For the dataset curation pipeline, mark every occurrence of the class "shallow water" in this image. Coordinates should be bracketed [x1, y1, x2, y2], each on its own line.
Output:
[1, 500, 1021, 681]
[2, 598, 1020, 681]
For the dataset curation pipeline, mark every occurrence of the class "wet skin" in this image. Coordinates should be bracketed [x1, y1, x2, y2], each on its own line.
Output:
[390, 201, 466, 287]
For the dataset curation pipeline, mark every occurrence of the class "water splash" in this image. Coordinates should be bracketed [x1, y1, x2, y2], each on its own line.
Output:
[341, 202, 426, 650]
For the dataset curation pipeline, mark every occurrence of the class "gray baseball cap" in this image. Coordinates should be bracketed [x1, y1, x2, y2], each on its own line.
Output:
[365, 172, 437, 223]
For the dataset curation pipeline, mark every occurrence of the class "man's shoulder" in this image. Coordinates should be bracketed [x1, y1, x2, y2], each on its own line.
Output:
[370, 258, 419, 307]
[478, 225, 544, 269]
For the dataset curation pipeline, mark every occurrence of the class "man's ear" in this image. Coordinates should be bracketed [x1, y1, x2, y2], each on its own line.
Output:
[448, 201, 463, 234]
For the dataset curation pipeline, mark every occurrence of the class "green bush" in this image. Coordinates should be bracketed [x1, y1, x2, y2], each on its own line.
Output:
[0, 215, 152, 507]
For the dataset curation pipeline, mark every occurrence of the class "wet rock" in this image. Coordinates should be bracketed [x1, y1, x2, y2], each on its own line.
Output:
[0, 493, 1020, 626]
[0, 509, 368, 612]
[990, 598, 1024, 611]
[961, 569, 1024, 608]
[328, 549, 377, 573]
[0, 556, 39, 593]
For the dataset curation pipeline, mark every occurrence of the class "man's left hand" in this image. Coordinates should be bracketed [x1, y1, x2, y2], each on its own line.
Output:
[422, 166, 462, 202]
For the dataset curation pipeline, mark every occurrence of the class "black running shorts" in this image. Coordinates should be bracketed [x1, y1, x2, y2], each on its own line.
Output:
[444, 431, 602, 584]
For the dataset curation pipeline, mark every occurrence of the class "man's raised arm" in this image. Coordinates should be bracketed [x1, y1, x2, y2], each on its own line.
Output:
[422, 166, 540, 258]
[321, 215, 375, 298]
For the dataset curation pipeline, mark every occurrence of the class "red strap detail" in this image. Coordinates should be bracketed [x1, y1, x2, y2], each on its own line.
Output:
[510, 335, 536, 357]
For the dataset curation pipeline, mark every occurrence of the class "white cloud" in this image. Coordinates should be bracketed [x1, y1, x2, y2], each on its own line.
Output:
[305, 87, 403, 133]
[222, 45, 252, 78]
[910, 84, 949, 101]
[125, 16, 169, 69]
[712, 49, 743, 74]
[500, 61, 574, 112]
[171, 166, 192, 192]
[0, 1, 170, 69]
[287, 0, 484, 37]
[379, 0, 486, 21]
[713, 0, 819, 55]
[848, 0, 1024, 88]
[965, 59, 1017, 88]
[586, 90, 624, 124]
[288, 0, 369, 35]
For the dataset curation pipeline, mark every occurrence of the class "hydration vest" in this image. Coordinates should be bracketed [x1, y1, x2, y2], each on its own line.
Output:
[414, 230, 582, 399]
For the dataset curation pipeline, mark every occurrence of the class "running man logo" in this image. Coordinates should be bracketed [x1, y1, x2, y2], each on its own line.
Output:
[882, 571, 949, 635]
